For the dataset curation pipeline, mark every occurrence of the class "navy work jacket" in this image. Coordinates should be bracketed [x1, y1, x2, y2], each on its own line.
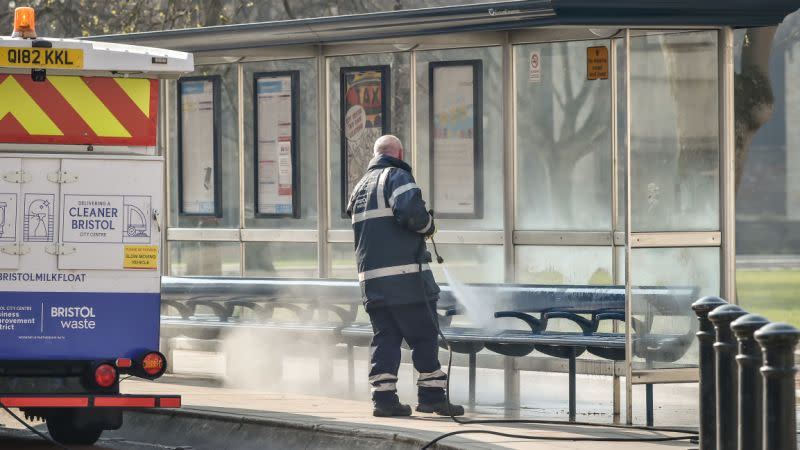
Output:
[346, 155, 440, 309]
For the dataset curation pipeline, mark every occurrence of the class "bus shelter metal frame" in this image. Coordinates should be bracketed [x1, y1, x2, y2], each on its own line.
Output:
[111, 20, 739, 425]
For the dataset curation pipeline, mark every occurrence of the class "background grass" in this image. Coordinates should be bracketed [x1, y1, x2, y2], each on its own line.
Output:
[737, 269, 800, 327]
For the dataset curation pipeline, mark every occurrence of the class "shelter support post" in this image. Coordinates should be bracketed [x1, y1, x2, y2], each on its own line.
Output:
[719, 27, 736, 302]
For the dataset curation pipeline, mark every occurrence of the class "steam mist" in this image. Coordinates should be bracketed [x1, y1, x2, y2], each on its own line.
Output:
[213, 267, 497, 401]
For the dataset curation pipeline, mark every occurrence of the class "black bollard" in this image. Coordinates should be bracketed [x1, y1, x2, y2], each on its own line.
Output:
[708, 304, 746, 450]
[692, 296, 728, 450]
[730, 313, 768, 450]
[754, 322, 800, 450]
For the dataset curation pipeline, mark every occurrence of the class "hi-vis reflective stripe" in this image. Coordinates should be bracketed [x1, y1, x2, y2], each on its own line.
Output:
[0, 74, 157, 146]
[417, 369, 447, 388]
[388, 182, 419, 207]
[351, 207, 393, 224]
[358, 263, 431, 282]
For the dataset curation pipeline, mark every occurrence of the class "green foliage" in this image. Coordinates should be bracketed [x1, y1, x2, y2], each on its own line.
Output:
[737, 268, 800, 328]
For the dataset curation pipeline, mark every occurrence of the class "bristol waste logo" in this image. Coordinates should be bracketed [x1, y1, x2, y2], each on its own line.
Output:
[50, 306, 97, 330]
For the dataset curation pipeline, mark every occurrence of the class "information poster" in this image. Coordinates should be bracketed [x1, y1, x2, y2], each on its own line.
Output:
[430, 61, 482, 218]
[341, 66, 389, 214]
[179, 77, 220, 216]
[255, 73, 297, 217]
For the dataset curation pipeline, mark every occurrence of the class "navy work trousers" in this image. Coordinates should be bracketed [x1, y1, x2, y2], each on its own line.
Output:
[367, 301, 447, 405]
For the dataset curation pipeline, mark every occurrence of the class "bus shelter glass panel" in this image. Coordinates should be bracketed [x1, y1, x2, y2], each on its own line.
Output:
[515, 246, 613, 285]
[630, 31, 720, 232]
[328, 52, 412, 230]
[515, 40, 613, 231]
[168, 241, 242, 276]
[243, 58, 319, 229]
[244, 242, 318, 278]
[428, 244, 504, 284]
[415, 46, 503, 230]
[630, 247, 719, 369]
[516, 245, 615, 333]
[168, 64, 240, 228]
[329, 242, 358, 279]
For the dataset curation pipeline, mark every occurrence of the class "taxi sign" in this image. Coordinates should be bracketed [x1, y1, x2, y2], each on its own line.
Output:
[0, 47, 83, 69]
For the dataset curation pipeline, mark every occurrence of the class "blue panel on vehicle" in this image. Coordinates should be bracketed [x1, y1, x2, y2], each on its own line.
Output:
[0, 291, 159, 360]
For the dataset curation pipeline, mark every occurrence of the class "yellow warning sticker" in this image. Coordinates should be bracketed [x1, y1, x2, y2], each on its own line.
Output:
[587, 46, 609, 81]
[124, 245, 159, 270]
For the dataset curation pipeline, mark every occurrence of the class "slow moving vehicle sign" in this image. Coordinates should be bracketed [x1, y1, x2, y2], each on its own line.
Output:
[0, 74, 157, 145]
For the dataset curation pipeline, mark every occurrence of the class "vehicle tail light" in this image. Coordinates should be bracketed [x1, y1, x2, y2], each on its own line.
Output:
[115, 358, 133, 369]
[140, 352, 167, 378]
[94, 364, 117, 388]
[12, 7, 36, 39]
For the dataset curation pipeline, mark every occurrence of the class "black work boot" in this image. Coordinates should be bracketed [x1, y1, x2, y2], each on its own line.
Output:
[373, 401, 412, 417]
[416, 401, 465, 416]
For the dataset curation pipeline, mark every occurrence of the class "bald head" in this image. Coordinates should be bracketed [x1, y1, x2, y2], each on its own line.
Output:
[373, 135, 404, 160]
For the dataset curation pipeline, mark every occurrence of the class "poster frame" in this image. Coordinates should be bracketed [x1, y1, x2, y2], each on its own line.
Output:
[428, 60, 484, 219]
[253, 70, 301, 219]
[177, 75, 223, 217]
[339, 65, 391, 217]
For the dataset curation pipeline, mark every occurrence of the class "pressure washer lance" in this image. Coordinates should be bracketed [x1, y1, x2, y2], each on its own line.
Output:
[426, 210, 444, 264]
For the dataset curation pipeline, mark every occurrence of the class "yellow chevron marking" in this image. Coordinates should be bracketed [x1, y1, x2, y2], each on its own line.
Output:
[49, 76, 131, 138]
[114, 78, 151, 118]
[0, 77, 62, 136]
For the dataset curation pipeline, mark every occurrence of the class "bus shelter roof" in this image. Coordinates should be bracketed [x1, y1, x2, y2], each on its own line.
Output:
[90, 0, 799, 53]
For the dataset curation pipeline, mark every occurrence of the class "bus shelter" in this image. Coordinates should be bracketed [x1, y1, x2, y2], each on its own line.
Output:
[95, 0, 798, 423]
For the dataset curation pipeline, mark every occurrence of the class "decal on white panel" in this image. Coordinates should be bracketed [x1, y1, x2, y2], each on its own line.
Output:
[23, 194, 55, 243]
[62, 195, 151, 244]
[0, 193, 17, 242]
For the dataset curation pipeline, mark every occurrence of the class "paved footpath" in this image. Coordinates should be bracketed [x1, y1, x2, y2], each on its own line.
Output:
[108, 378, 695, 449]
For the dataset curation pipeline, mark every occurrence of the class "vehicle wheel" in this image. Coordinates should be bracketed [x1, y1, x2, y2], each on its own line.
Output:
[128, 225, 137, 237]
[46, 416, 103, 446]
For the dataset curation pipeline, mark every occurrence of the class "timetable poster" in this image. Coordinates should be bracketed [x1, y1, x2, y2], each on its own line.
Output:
[256, 75, 295, 216]
[341, 66, 389, 212]
[430, 62, 482, 218]
[179, 78, 218, 215]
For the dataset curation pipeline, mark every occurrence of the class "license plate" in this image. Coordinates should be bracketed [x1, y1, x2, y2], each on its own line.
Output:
[0, 47, 84, 69]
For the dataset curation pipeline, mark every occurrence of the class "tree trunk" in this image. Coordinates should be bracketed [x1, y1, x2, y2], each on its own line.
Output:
[735, 26, 778, 192]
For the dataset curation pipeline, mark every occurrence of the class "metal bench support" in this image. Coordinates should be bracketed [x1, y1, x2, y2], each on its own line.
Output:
[612, 373, 621, 422]
[468, 352, 476, 410]
[503, 356, 520, 414]
[645, 384, 654, 427]
[347, 344, 355, 397]
[568, 348, 576, 422]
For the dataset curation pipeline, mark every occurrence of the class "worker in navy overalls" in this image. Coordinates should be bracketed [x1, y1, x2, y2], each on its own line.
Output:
[346, 135, 464, 417]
